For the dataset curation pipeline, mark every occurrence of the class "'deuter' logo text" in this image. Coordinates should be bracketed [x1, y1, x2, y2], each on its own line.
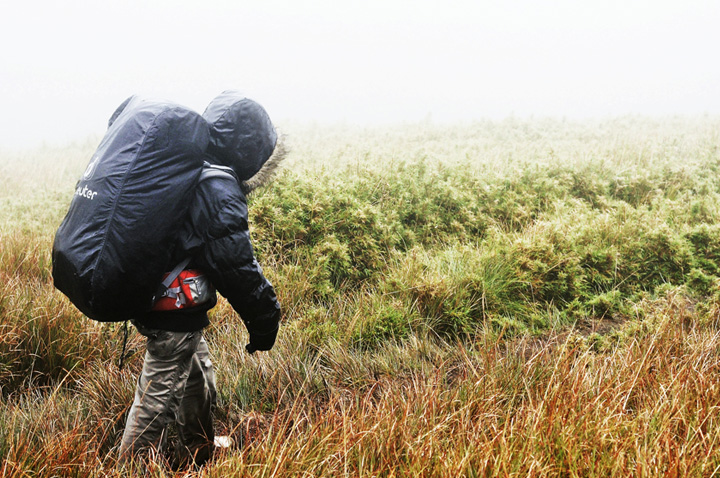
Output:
[75, 185, 98, 200]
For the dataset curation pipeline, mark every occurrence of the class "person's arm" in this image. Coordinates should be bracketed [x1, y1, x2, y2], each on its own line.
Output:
[195, 177, 281, 352]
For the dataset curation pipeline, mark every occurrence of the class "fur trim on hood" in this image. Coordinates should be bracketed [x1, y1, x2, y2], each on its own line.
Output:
[241, 130, 287, 195]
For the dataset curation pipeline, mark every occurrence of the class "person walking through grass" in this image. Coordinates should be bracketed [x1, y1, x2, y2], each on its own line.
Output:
[119, 91, 284, 468]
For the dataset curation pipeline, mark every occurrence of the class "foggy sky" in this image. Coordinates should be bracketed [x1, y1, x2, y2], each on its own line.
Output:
[1, 0, 719, 148]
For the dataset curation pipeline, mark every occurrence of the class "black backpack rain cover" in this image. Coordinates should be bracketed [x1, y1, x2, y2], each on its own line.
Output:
[52, 96, 210, 322]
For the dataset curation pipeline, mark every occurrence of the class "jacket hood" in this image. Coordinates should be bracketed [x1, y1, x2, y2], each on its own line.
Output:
[202, 91, 277, 181]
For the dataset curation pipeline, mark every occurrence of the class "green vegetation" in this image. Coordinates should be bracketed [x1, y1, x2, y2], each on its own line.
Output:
[2, 117, 720, 476]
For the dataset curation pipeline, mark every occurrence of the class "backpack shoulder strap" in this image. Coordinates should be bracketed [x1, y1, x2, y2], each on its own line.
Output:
[199, 162, 236, 183]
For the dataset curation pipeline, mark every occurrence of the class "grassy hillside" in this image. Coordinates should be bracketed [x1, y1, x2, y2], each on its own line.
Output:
[1, 117, 720, 476]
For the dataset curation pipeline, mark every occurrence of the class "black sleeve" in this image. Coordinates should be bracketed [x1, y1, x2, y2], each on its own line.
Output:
[193, 177, 281, 350]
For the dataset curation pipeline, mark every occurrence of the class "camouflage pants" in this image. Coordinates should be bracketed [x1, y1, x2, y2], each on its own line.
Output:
[119, 324, 216, 466]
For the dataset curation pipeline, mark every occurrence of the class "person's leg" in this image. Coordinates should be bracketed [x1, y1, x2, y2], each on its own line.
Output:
[175, 335, 217, 466]
[118, 326, 201, 462]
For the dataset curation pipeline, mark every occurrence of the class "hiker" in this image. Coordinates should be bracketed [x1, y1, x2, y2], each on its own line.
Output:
[118, 91, 283, 467]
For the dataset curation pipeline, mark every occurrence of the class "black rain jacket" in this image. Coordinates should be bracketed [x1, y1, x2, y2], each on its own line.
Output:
[137, 166, 280, 350]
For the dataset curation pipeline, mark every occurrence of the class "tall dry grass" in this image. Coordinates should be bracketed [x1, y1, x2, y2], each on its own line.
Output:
[2, 118, 720, 476]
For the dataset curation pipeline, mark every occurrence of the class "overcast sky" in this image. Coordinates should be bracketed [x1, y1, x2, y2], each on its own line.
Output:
[1, 0, 719, 148]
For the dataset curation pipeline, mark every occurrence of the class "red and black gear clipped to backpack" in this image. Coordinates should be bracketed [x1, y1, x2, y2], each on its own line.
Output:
[52, 96, 210, 322]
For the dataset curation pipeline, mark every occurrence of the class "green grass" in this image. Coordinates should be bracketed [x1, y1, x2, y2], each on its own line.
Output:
[2, 117, 720, 476]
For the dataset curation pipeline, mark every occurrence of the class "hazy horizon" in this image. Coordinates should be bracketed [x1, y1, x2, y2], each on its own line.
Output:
[2, 0, 719, 148]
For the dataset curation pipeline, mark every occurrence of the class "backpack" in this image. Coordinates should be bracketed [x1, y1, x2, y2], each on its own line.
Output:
[52, 96, 210, 322]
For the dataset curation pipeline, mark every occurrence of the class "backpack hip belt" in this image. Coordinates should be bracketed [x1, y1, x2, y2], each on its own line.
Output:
[152, 258, 215, 311]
